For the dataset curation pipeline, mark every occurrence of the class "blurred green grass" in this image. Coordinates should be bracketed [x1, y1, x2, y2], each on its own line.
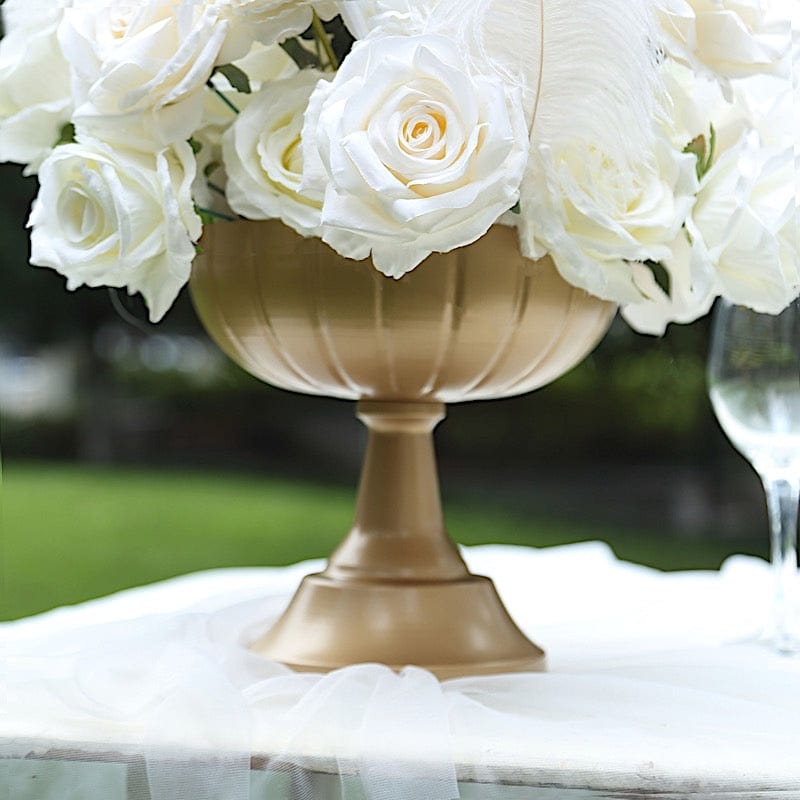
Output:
[1, 462, 765, 621]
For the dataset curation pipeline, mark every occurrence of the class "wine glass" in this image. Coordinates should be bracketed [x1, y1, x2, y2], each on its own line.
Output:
[708, 297, 800, 653]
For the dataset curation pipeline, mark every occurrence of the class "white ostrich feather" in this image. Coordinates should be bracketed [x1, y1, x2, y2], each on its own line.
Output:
[427, 0, 664, 164]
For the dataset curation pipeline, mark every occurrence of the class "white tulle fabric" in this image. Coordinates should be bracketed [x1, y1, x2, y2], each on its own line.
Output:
[3, 543, 800, 799]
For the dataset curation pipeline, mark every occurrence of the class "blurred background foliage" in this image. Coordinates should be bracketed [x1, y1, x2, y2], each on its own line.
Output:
[0, 152, 769, 621]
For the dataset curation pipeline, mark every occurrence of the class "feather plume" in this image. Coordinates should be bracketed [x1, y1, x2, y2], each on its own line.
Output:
[427, 0, 665, 165]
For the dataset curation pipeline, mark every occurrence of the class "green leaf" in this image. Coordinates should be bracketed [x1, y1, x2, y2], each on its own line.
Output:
[214, 63, 252, 95]
[644, 259, 671, 296]
[188, 137, 203, 155]
[56, 122, 76, 146]
[684, 124, 717, 182]
[704, 124, 716, 175]
[279, 37, 322, 70]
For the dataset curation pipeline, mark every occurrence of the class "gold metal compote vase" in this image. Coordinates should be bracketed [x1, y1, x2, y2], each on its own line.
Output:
[190, 219, 615, 678]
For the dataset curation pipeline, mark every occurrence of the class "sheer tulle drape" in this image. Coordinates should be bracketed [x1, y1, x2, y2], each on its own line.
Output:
[4, 545, 800, 799]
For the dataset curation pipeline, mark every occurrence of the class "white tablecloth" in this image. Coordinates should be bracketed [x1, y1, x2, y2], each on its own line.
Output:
[3, 543, 800, 799]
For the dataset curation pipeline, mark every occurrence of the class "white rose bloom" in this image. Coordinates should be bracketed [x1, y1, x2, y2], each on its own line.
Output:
[658, 0, 792, 89]
[0, 0, 73, 174]
[660, 60, 729, 147]
[193, 42, 297, 212]
[220, 0, 337, 47]
[201, 41, 298, 130]
[301, 35, 529, 278]
[622, 233, 716, 334]
[663, 60, 794, 163]
[647, 60, 783, 170]
[518, 131, 699, 304]
[59, 0, 232, 148]
[337, 0, 434, 39]
[226, 40, 298, 89]
[688, 131, 799, 313]
[29, 140, 202, 322]
[191, 124, 234, 218]
[731, 72, 796, 150]
[223, 70, 326, 236]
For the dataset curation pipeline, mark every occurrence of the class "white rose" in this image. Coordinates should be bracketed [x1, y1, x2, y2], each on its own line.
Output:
[336, 0, 539, 128]
[193, 42, 297, 212]
[337, 0, 433, 39]
[663, 60, 794, 165]
[224, 40, 298, 90]
[0, 0, 73, 174]
[731, 73, 795, 150]
[221, 0, 337, 47]
[59, 0, 231, 148]
[190, 124, 234, 219]
[199, 41, 298, 132]
[688, 131, 799, 313]
[518, 131, 699, 304]
[658, 0, 792, 89]
[301, 35, 529, 277]
[659, 61, 795, 182]
[29, 140, 202, 322]
[660, 60, 729, 148]
[621, 233, 716, 334]
[223, 70, 325, 236]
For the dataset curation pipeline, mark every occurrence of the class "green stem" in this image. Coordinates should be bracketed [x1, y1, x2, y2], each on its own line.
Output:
[197, 206, 236, 222]
[207, 181, 227, 198]
[311, 11, 339, 70]
[207, 81, 240, 114]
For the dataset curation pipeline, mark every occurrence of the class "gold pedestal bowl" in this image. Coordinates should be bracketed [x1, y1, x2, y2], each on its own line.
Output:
[190, 220, 615, 679]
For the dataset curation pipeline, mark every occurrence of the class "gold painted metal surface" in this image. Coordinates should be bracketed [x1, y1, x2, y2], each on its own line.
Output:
[191, 220, 615, 403]
[252, 400, 545, 679]
[190, 220, 615, 678]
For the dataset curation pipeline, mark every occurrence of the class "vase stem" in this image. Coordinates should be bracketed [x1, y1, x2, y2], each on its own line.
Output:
[324, 401, 469, 583]
[249, 398, 545, 676]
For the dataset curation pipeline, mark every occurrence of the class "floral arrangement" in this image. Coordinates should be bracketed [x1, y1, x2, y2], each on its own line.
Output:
[0, 0, 796, 333]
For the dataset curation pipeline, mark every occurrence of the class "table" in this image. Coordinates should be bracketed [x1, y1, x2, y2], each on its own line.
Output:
[3, 543, 800, 799]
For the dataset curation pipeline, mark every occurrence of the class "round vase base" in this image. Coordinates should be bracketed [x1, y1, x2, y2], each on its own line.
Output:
[250, 572, 546, 679]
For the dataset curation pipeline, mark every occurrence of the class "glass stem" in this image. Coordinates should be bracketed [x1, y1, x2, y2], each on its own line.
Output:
[761, 475, 800, 652]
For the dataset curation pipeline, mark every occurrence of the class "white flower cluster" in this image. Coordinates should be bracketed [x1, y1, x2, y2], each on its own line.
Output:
[0, 0, 796, 330]
[620, 0, 799, 333]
